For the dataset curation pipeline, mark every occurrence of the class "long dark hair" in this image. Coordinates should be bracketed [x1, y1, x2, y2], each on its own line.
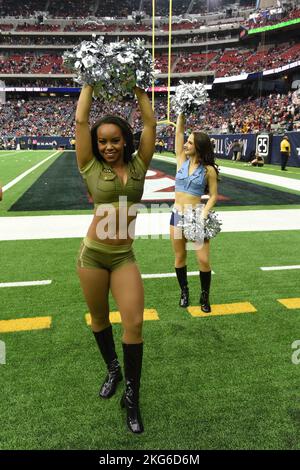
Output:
[91, 115, 135, 163]
[193, 131, 219, 177]
[193, 131, 220, 193]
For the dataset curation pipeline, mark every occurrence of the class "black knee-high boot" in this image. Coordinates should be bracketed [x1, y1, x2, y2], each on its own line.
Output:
[199, 271, 211, 313]
[175, 266, 189, 308]
[121, 342, 144, 434]
[93, 325, 122, 399]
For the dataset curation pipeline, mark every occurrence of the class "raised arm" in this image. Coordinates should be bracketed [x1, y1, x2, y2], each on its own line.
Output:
[175, 113, 187, 170]
[75, 84, 94, 169]
[203, 166, 218, 219]
[135, 87, 157, 168]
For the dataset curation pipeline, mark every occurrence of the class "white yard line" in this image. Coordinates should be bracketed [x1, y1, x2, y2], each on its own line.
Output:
[0, 280, 52, 288]
[260, 265, 300, 271]
[0, 209, 300, 241]
[2, 150, 60, 193]
[0, 267, 297, 285]
[142, 271, 214, 279]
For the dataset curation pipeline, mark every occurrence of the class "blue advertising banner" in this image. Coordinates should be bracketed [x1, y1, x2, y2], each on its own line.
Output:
[270, 134, 300, 167]
[17, 136, 72, 150]
[210, 133, 257, 161]
[14, 133, 300, 167]
[210, 132, 300, 167]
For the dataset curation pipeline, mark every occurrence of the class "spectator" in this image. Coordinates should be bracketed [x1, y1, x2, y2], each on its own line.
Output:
[246, 153, 264, 167]
[231, 139, 242, 161]
[280, 134, 291, 171]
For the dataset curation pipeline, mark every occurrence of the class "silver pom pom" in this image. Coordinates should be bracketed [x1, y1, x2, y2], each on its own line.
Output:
[177, 206, 205, 243]
[63, 37, 156, 101]
[204, 211, 222, 239]
[171, 80, 209, 115]
[177, 207, 222, 242]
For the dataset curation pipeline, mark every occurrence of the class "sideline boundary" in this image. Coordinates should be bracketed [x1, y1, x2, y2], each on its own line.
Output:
[2, 150, 61, 193]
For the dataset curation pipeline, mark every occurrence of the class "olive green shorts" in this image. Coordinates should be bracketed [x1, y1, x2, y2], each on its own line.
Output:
[77, 237, 136, 272]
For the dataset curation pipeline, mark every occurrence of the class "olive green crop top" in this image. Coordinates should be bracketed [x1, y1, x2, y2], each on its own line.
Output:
[79, 152, 147, 208]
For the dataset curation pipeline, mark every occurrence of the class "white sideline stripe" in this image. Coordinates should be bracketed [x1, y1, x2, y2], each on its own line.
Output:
[153, 155, 300, 192]
[0, 280, 52, 288]
[2, 150, 60, 193]
[1, 209, 300, 240]
[219, 166, 300, 192]
[260, 265, 300, 271]
[142, 271, 214, 279]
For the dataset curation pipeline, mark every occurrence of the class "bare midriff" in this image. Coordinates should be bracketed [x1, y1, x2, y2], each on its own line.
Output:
[174, 192, 205, 213]
[86, 207, 138, 245]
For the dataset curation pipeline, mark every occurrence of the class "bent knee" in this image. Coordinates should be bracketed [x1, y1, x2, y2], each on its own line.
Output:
[175, 254, 187, 265]
[90, 313, 110, 330]
[199, 260, 210, 270]
[123, 317, 143, 335]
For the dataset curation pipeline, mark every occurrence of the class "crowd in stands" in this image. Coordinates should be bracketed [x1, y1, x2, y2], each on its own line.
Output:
[15, 23, 61, 32]
[0, 19, 243, 33]
[63, 22, 152, 32]
[0, 92, 299, 140]
[95, 0, 140, 19]
[0, 31, 238, 46]
[0, 97, 134, 138]
[155, 42, 300, 75]
[1, 41, 299, 77]
[2, 78, 76, 87]
[47, 0, 96, 19]
[0, 0, 150, 19]
[3, 0, 298, 26]
[0, 0, 190, 19]
[0, 53, 64, 74]
[1, 1, 299, 146]
[0, 0, 257, 21]
[212, 42, 300, 77]
[243, 6, 300, 31]
[0, 35, 77, 46]
[142, 0, 190, 17]
[0, 18, 250, 37]
[0, 97, 75, 137]
[175, 93, 300, 134]
[189, 0, 222, 15]
[164, 32, 238, 45]
[0, 0, 44, 18]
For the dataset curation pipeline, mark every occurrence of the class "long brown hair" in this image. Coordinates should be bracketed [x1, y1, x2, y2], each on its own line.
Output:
[193, 131, 219, 177]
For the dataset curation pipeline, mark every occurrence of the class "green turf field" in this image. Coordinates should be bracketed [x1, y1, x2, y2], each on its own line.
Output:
[0, 150, 63, 216]
[0, 150, 300, 450]
[0, 234, 300, 450]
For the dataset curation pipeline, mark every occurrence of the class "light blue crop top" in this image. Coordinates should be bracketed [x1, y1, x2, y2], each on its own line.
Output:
[175, 159, 206, 197]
